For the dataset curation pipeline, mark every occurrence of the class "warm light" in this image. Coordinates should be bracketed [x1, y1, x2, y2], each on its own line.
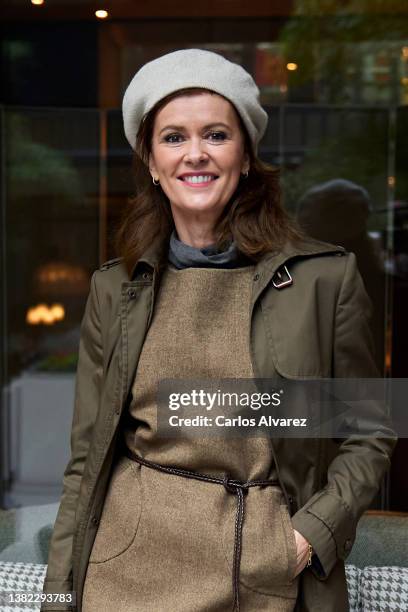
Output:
[95, 9, 109, 19]
[388, 176, 395, 187]
[51, 304, 65, 321]
[26, 303, 65, 326]
[286, 63, 298, 71]
[402, 47, 408, 58]
[31, 0, 45, 5]
[34, 261, 89, 296]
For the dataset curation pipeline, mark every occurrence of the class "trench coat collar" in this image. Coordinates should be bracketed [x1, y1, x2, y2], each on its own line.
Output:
[129, 233, 170, 280]
[129, 231, 345, 286]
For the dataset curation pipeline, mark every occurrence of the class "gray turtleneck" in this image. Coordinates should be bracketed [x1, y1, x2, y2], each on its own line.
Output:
[168, 230, 251, 269]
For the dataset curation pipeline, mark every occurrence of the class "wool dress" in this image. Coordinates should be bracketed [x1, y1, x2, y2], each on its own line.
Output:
[82, 262, 300, 612]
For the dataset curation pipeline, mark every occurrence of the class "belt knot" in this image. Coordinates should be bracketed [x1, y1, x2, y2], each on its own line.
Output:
[222, 475, 249, 496]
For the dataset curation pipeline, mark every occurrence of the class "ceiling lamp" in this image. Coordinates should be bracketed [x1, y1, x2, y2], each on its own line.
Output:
[95, 9, 109, 19]
[31, 0, 45, 5]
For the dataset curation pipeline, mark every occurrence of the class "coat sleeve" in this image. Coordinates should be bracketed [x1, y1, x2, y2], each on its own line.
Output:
[41, 270, 103, 611]
[290, 252, 397, 579]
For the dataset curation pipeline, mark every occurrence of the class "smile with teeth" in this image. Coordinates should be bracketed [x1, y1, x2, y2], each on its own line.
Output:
[179, 175, 218, 184]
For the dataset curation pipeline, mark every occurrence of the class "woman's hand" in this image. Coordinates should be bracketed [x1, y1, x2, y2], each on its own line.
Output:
[293, 529, 311, 577]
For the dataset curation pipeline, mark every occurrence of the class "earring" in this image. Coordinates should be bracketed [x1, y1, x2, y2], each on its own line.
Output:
[152, 176, 160, 186]
[241, 170, 249, 179]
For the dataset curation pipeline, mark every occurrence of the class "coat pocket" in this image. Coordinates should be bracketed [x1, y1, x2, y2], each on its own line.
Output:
[222, 487, 299, 599]
[88, 456, 142, 563]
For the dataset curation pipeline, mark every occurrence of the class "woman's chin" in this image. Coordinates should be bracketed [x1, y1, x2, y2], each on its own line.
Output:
[171, 200, 227, 217]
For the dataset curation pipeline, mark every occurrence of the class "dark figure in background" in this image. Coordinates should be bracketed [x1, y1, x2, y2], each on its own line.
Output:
[296, 178, 386, 374]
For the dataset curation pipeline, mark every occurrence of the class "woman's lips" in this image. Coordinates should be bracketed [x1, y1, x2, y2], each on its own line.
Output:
[178, 177, 219, 188]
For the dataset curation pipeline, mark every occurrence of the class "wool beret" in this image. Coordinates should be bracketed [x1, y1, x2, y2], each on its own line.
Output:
[122, 48, 268, 155]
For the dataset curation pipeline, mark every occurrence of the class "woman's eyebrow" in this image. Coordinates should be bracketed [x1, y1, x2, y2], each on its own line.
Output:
[159, 122, 230, 135]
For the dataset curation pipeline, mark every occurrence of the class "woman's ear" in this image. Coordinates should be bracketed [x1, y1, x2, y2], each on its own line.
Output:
[148, 153, 157, 177]
[242, 151, 250, 175]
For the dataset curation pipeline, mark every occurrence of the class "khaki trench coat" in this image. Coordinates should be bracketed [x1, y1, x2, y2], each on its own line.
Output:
[41, 234, 396, 612]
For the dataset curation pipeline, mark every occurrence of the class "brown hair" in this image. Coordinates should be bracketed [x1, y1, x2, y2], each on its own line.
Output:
[113, 87, 304, 276]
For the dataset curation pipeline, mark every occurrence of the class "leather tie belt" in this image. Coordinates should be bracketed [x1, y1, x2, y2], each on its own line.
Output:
[123, 447, 280, 612]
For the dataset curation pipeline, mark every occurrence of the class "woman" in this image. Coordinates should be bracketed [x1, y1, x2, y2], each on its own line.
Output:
[41, 49, 396, 612]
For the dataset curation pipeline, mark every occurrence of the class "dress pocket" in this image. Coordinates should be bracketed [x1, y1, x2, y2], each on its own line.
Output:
[88, 456, 142, 564]
[222, 487, 299, 599]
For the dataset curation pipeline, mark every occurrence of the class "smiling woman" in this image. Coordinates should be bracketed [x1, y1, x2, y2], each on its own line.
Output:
[115, 73, 303, 269]
[148, 92, 250, 247]
[41, 48, 396, 612]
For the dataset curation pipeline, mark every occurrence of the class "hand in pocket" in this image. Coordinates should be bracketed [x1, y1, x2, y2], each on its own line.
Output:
[292, 529, 312, 577]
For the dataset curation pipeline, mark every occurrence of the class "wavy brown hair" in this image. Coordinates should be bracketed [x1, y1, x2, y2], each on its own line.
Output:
[113, 87, 305, 276]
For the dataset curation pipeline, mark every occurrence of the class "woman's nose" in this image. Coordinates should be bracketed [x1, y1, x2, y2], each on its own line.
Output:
[183, 138, 208, 163]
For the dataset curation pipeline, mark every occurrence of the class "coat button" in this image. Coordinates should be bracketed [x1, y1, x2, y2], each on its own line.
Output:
[91, 515, 99, 526]
[288, 495, 297, 512]
[344, 538, 352, 552]
[253, 273, 260, 281]
[288, 495, 293, 507]
[142, 272, 152, 281]
[128, 288, 137, 299]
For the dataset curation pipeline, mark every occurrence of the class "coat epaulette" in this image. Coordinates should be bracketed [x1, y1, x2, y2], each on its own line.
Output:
[99, 257, 123, 271]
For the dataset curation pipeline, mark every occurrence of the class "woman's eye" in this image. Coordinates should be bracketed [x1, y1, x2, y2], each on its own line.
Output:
[164, 133, 183, 143]
[208, 131, 227, 141]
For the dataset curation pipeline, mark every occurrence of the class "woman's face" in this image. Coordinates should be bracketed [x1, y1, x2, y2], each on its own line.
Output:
[149, 92, 249, 237]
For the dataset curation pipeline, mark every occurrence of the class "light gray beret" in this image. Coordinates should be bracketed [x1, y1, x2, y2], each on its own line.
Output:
[122, 48, 268, 155]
